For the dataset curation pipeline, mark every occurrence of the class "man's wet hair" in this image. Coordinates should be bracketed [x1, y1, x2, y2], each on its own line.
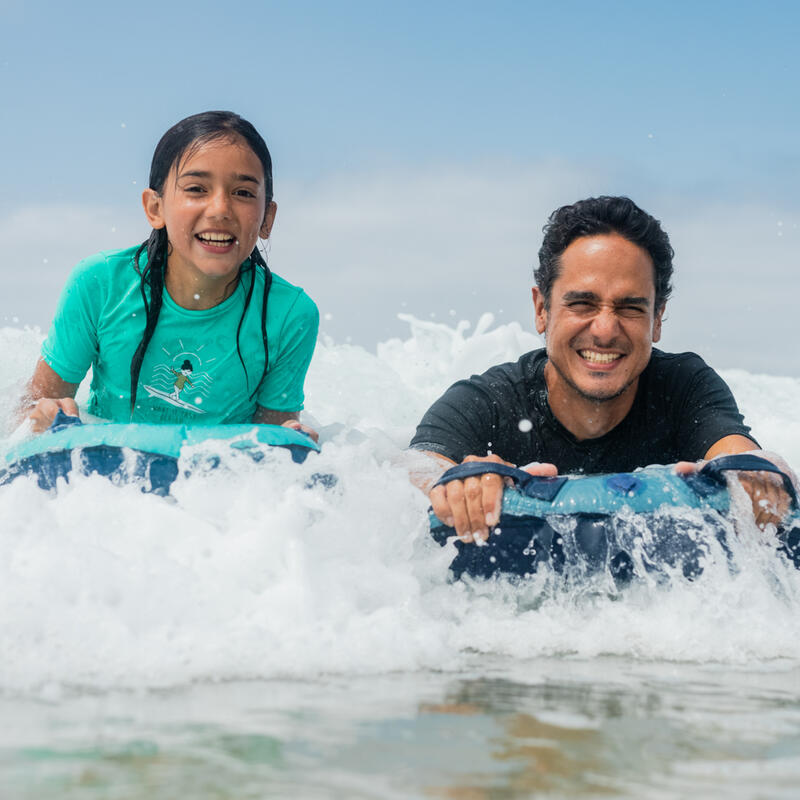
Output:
[535, 196, 674, 310]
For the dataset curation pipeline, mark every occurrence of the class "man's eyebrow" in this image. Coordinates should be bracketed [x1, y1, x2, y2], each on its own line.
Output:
[562, 291, 599, 302]
[178, 170, 261, 184]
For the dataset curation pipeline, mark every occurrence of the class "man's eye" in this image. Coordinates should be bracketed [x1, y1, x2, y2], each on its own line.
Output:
[618, 306, 646, 318]
[568, 302, 594, 312]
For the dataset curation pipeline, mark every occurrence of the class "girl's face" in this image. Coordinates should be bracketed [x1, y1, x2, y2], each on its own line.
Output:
[142, 136, 276, 294]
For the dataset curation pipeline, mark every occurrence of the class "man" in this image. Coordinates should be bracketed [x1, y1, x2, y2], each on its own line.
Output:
[410, 196, 794, 542]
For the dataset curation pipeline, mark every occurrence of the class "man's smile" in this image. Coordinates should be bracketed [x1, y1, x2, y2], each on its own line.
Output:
[578, 349, 624, 365]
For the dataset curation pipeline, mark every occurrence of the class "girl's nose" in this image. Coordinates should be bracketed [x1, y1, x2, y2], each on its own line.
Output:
[208, 190, 232, 218]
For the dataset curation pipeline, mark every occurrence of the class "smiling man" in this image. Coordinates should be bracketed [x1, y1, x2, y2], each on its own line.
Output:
[410, 196, 794, 541]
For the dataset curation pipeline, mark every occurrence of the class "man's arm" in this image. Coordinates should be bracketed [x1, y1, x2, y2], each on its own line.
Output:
[676, 434, 797, 530]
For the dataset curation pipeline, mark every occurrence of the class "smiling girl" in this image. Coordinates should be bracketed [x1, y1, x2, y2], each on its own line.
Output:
[20, 111, 318, 435]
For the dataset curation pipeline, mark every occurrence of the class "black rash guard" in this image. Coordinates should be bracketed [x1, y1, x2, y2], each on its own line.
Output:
[410, 349, 755, 474]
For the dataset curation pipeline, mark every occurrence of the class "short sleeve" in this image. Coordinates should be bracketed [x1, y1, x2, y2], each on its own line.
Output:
[410, 380, 499, 463]
[256, 290, 319, 411]
[675, 359, 755, 459]
[40, 256, 105, 383]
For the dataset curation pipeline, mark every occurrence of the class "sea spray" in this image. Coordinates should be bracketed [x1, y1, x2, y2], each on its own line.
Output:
[1, 318, 799, 693]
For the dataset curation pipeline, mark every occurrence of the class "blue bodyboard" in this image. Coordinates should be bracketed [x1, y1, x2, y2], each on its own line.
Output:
[1, 412, 321, 495]
[429, 457, 800, 582]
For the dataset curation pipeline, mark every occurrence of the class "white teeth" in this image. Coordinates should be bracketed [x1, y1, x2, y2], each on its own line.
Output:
[197, 232, 234, 243]
[580, 350, 621, 364]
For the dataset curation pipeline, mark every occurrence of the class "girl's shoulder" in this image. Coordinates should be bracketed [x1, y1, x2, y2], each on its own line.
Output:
[263, 268, 319, 320]
[68, 244, 144, 286]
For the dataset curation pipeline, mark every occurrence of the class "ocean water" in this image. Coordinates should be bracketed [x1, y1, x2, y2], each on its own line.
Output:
[1, 314, 800, 799]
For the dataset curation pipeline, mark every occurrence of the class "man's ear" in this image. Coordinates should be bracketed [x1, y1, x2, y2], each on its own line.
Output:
[260, 201, 277, 239]
[653, 304, 665, 342]
[142, 189, 165, 229]
[532, 287, 548, 335]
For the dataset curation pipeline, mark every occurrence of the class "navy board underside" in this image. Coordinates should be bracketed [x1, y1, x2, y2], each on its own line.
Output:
[430, 456, 800, 582]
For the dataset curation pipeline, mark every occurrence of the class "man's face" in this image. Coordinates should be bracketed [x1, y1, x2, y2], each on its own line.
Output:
[532, 233, 663, 404]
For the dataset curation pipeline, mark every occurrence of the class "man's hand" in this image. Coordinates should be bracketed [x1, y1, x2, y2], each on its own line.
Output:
[675, 452, 796, 531]
[27, 397, 80, 433]
[429, 454, 558, 543]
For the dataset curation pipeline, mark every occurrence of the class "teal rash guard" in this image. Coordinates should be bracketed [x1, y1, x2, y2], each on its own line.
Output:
[41, 245, 319, 424]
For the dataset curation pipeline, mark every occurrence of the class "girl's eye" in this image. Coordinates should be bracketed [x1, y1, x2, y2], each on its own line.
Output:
[184, 185, 205, 193]
[234, 189, 256, 198]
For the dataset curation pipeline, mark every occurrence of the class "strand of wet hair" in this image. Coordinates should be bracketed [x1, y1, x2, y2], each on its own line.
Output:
[130, 228, 168, 416]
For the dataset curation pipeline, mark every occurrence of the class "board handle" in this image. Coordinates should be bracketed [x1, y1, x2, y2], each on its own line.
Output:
[432, 462, 567, 502]
[699, 454, 798, 509]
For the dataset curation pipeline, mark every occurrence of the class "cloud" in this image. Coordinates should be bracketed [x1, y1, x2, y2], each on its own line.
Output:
[0, 204, 145, 326]
[2, 163, 797, 376]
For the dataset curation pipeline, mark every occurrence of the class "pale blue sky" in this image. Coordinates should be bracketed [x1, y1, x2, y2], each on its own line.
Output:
[1, 0, 798, 373]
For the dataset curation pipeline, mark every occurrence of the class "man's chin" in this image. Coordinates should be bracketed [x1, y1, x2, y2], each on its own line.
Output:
[570, 375, 632, 403]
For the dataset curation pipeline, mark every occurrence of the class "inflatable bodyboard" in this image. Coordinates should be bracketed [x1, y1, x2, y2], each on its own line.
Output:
[429, 456, 800, 582]
[0, 411, 321, 495]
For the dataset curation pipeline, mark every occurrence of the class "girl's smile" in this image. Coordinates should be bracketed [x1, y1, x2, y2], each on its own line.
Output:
[142, 136, 276, 308]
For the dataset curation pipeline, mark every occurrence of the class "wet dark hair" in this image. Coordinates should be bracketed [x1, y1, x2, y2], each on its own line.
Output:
[130, 111, 274, 414]
[535, 196, 674, 310]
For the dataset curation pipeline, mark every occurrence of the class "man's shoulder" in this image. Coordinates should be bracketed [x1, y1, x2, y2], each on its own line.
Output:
[646, 349, 712, 378]
[469, 348, 546, 388]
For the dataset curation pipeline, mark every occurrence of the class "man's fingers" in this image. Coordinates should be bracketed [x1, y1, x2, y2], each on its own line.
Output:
[482, 473, 504, 528]
[443, 480, 472, 541]
[673, 460, 701, 475]
[431, 481, 473, 540]
[429, 485, 454, 528]
[430, 474, 505, 543]
[429, 454, 525, 544]
[521, 461, 558, 477]
[738, 471, 790, 530]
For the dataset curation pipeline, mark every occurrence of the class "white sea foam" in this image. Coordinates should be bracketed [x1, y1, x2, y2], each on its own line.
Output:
[0, 318, 799, 692]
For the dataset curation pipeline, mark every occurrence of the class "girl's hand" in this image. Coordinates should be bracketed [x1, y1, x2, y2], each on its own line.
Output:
[28, 397, 80, 433]
[280, 418, 319, 443]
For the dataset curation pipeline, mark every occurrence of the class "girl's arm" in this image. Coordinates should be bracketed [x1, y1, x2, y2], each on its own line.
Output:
[253, 405, 318, 443]
[18, 359, 80, 433]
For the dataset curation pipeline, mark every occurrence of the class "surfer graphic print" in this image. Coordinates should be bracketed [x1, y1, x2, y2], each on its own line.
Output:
[143, 356, 204, 414]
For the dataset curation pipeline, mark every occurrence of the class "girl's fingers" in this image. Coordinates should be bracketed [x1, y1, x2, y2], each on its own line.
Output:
[28, 397, 80, 433]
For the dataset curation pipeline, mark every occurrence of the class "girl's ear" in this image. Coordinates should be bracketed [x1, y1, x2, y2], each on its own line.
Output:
[259, 201, 277, 239]
[142, 189, 166, 229]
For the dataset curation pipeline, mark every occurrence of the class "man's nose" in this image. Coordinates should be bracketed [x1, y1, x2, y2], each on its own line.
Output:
[589, 307, 620, 342]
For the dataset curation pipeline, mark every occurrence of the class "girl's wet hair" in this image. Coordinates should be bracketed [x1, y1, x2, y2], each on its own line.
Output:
[130, 111, 274, 415]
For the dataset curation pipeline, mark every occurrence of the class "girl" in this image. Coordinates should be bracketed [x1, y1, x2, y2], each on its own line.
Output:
[21, 111, 318, 437]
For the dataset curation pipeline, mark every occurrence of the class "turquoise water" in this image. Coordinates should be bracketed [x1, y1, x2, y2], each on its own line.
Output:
[5, 659, 800, 798]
